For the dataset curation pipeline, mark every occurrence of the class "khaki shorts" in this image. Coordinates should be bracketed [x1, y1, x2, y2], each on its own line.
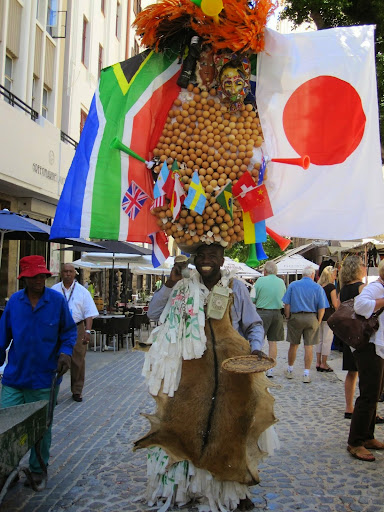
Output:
[287, 313, 320, 345]
[257, 309, 284, 341]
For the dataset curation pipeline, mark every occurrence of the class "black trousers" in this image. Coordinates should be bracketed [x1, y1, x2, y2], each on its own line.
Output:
[348, 343, 384, 447]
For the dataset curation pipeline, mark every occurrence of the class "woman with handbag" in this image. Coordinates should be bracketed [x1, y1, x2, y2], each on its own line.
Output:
[337, 256, 366, 419]
[347, 259, 384, 462]
[316, 266, 339, 371]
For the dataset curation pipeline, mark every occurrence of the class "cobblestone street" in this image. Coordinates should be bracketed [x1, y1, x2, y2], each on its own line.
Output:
[1, 338, 384, 512]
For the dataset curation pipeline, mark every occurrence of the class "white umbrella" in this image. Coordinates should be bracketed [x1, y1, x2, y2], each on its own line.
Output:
[276, 254, 319, 275]
[130, 256, 261, 278]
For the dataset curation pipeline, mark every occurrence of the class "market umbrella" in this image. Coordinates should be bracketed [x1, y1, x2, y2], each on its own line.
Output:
[0, 209, 104, 269]
[65, 242, 152, 309]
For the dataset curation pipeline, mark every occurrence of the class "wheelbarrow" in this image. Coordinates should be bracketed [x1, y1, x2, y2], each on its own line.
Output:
[0, 373, 57, 503]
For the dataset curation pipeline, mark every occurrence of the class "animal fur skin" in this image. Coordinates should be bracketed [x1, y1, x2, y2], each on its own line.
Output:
[134, 298, 276, 485]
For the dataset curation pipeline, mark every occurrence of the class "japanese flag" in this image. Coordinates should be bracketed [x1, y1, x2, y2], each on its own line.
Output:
[257, 26, 384, 240]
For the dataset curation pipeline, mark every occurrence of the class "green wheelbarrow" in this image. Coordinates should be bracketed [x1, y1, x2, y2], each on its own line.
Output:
[0, 374, 57, 503]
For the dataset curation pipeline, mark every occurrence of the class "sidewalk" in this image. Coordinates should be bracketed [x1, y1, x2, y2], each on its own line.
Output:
[1, 339, 384, 512]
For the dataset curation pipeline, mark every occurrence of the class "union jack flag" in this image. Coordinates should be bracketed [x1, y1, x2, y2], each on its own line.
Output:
[121, 181, 149, 219]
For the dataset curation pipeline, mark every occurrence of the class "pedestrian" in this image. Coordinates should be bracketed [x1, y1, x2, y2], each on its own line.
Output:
[283, 266, 329, 383]
[347, 259, 384, 462]
[88, 281, 95, 298]
[336, 255, 366, 419]
[136, 243, 276, 511]
[316, 266, 339, 372]
[252, 261, 286, 378]
[52, 263, 99, 402]
[0, 255, 77, 486]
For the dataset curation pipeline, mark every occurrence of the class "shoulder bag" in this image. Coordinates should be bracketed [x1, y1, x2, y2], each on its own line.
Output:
[327, 293, 384, 351]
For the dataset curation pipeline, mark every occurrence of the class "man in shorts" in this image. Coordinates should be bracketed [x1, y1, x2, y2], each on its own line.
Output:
[253, 261, 286, 378]
[282, 266, 328, 383]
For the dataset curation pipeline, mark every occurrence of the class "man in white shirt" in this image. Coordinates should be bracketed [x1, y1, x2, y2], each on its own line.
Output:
[52, 263, 99, 402]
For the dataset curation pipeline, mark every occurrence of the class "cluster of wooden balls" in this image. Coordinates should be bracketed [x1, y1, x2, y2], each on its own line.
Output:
[150, 84, 265, 248]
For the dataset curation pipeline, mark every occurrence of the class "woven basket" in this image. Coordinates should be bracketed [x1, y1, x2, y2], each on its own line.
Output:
[222, 355, 276, 374]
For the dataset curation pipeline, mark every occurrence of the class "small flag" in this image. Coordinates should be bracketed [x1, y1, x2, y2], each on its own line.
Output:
[216, 182, 233, 218]
[171, 174, 186, 220]
[257, 156, 267, 185]
[249, 184, 273, 223]
[163, 171, 175, 200]
[184, 171, 206, 215]
[149, 231, 170, 268]
[153, 161, 170, 199]
[121, 181, 149, 219]
[243, 215, 267, 245]
[150, 195, 165, 210]
[232, 172, 257, 212]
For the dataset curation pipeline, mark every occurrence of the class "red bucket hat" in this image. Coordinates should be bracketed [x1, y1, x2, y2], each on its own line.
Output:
[18, 255, 52, 279]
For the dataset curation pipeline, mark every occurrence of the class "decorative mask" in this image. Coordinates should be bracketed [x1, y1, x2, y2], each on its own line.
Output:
[196, 47, 216, 90]
[214, 53, 250, 110]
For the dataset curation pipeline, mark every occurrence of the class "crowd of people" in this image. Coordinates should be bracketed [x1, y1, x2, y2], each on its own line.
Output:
[250, 255, 384, 465]
[1, 248, 384, 509]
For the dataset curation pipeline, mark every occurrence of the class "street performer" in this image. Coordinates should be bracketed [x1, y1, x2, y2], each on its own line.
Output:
[134, 243, 278, 511]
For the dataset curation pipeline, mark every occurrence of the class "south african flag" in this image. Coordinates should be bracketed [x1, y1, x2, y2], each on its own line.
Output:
[51, 50, 181, 242]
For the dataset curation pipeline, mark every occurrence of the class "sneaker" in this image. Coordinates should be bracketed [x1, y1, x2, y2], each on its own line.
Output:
[303, 375, 311, 383]
[284, 369, 294, 379]
[266, 369, 274, 378]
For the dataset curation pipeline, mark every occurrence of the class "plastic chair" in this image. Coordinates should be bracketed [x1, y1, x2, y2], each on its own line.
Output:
[102, 319, 121, 353]
[133, 312, 150, 341]
[90, 318, 105, 352]
[119, 314, 134, 350]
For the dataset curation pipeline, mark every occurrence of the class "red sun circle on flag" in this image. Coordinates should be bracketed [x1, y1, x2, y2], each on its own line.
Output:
[282, 76, 366, 165]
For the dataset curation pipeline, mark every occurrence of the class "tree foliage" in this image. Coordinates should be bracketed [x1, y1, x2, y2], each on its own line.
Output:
[280, 0, 384, 148]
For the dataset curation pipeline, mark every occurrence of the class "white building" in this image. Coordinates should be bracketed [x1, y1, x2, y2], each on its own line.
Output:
[0, 0, 139, 300]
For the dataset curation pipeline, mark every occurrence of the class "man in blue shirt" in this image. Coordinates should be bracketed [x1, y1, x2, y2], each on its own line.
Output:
[0, 255, 77, 487]
[282, 266, 328, 383]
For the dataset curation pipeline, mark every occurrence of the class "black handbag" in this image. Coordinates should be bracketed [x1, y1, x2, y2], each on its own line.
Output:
[327, 297, 384, 350]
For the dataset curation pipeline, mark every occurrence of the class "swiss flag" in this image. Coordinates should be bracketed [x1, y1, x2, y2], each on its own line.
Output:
[233, 173, 273, 222]
[256, 26, 384, 240]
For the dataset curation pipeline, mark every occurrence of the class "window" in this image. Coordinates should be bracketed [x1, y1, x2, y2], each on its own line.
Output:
[133, 0, 141, 16]
[80, 109, 88, 136]
[46, 0, 58, 37]
[81, 16, 89, 67]
[101, 0, 105, 15]
[42, 88, 49, 118]
[4, 55, 13, 92]
[115, 1, 121, 39]
[98, 44, 103, 78]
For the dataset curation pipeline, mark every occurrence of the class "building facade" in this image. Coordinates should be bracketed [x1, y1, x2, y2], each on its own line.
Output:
[0, 0, 137, 301]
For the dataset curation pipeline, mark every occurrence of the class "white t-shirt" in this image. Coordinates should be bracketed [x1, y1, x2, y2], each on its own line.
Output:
[51, 281, 99, 324]
[354, 280, 384, 359]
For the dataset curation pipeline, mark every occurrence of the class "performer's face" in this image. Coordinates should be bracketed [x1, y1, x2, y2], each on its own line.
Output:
[194, 245, 224, 282]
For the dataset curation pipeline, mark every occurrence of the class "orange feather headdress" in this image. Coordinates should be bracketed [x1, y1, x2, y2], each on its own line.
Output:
[133, 0, 277, 54]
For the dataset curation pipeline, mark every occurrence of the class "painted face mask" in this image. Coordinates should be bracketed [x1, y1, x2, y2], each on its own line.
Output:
[214, 54, 250, 111]
[196, 48, 216, 90]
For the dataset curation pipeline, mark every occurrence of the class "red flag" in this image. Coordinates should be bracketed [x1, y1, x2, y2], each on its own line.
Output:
[171, 174, 186, 220]
[163, 171, 175, 200]
[249, 184, 273, 223]
[232, 172, 258, 212]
